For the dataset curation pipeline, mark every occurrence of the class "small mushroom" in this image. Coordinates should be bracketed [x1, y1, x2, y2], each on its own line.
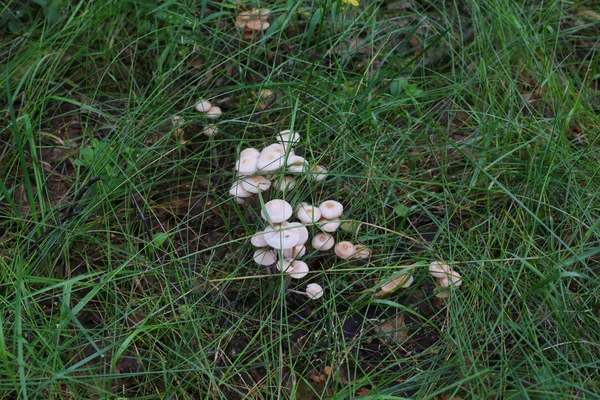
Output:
[202, 124, 219, 137]
[312, 233, 335, 251]
[273, 176, 296, 191]
[254, 248, 277, 266]
[286, 155, 308, 173]
[235, 9, 271, 33]
[288, 260, 309, 279]
[381, 275, 414, 292]
[261, 199, 293, 224]
[235, 149, 260, 175]
[195, 100, 212, 113]
[229, 180, 254, 198]
[264, 223, 299, 250]
[251, 231, 268, 247]
[351, 244, 371, 259]
[241, 176, 271, 193]
[319, 200, 344, 220]
[318, 218, 341, 233]
[287, 222, 309, 245]
[206, 106, 222, 119]
[309, 165, 328, 181]
[283, 245, 307, 259]
[334, 241, 356, 259]
[297, 204, 322, 224]
[429, 261, 452, 279]
[305, 283, 324, 299]
[256, 151, 285, 172]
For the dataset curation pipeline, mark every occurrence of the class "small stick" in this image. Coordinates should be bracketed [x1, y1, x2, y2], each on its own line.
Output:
[131, 192, 152, 241]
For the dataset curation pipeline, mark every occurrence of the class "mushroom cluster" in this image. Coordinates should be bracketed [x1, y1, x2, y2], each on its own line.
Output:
[194, 99, 222, 136]
[230, 130, 327, 205]
[429, 261, 462, 298]
[235, 8, 270, 39]
[233, 131, 373, 301]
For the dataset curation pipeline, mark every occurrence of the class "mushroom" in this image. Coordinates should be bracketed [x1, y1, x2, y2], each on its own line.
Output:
[351, 244, 371, 259]
[288, 260, 309, 279]
[251, 231, 268, 247]
[287, 222, 309, 245]
[305, 283, 324, 299]
[334, 241, 356, 259]
[319, 200, 344, 220]
[261, 199, 293, 224]
[235, 149, 260, 175]
[312, 233, 335, 251]
[241, 176, 271, 193]
[263, 223, 299, 249]
[318, 219, 341, 233]
[296, 204, 322, 224]
[256, 151, 285, 172]
[381, 274, 414, 292]
[253, 248, 277, 266]
[195, 100, 212, 113]
[273, 176, 296, 192]
[283, 245, 307, 259]
[277, 130, 300, 151]
[286, 155, 308, 173]
[206, 106, 222, 119]
[202, 124, 219, 137]
[429, 261, 453, 279]
[309, 165, 328, 181]
[235, 8, 271, 38]
[229, 180, 254, 198]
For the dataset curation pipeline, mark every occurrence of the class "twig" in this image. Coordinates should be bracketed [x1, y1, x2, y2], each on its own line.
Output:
[131, 192, 152, 241]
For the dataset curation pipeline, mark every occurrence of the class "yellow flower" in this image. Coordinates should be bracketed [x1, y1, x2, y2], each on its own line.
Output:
[342, 0, 359, 6]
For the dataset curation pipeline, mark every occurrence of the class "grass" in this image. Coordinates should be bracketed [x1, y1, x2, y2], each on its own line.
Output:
[1, 0, 599, 398]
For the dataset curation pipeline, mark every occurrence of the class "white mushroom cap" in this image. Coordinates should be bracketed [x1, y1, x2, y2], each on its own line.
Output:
[318, 219, 341, 233]
[351, 244, 371, 259]
[256, 152, 284, 171]
[251, 230, 268, 247]
[429, 261, 452, 279]
[261, 199, 293, 224]
[253, 248, 277, 265]
[171, 115, 185, 128]
[381, 275, 414, 292]
[438, 271, 462, 287]
[235, 151, 260, 175]
[261, 143, 287, 156]
[273, 176, 296, 192]
[434, 289, 450, 299]
[241, 148, 260, 158]
[286, 155, 308, 173]
[276, 258, 294, 272]
[288, 260, 309, 279]
[202, 124, 219, 137]
[309, 165, 328, 181]
[206, 106, 222, 119]
[319, 200, 344, 219]
[334, 241, 356, 259]
[283, 245, 306, 259]
[312, 233, 335, 251]
[264, 223, 299, 249]
[277, 130, 300, 151]
[277, 130, 300, 145]
[296, 204, 321, 224]
[195, 100, 212, 113]
[287, 222, 309, 245]
[229, 180, 254, 198]
[241, 176, 271, 193]
[305, 283, 324, 299]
